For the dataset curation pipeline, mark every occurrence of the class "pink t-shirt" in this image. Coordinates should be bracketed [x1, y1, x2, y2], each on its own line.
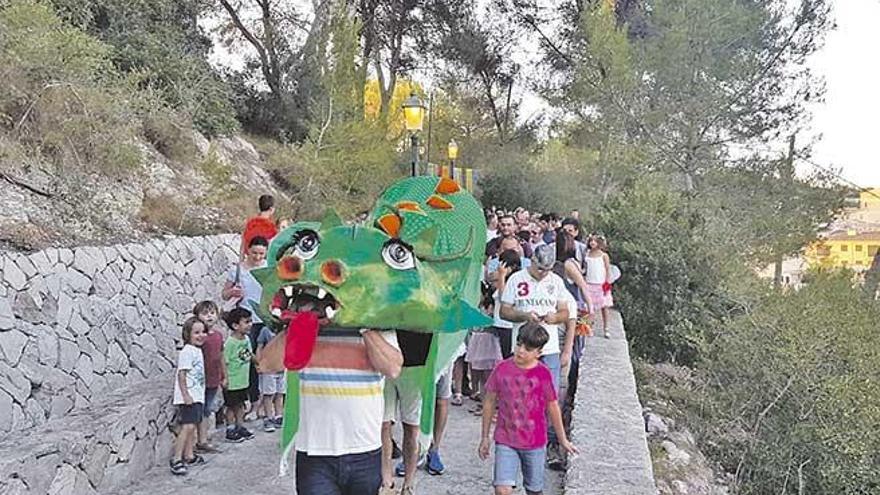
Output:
[485, 358, 558, 450]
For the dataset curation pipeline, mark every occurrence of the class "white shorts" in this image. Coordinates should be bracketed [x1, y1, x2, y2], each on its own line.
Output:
[383, 377, 422, 426]
[435, 362, 453, 400]
[259, 372, 287, 396]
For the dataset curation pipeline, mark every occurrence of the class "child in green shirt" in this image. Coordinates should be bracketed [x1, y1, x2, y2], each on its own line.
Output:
[222, 308, 256, 442]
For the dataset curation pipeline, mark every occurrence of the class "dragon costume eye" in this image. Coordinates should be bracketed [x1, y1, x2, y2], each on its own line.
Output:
[289, 230, 320, 260]
[382, 241, 415, 270]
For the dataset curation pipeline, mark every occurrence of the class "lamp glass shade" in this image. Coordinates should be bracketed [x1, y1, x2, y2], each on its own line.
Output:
[447, 139, 459, 160]
[402, 94, 425, 132]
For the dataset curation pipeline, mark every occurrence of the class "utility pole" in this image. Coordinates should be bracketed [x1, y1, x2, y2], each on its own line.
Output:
[774, 134, 796, 289]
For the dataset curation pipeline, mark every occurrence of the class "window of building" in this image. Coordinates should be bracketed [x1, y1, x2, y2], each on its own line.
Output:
[856, 244, 864, 252]
[840, 244, 848, 252]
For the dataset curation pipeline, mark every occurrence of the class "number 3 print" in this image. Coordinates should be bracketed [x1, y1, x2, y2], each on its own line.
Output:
[517, 282, 529, 296]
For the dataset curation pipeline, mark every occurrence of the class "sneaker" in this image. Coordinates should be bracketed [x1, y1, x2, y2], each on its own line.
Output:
[273, 416, 284, 427]
[395, 460, 406, 477]
[225, 428, 244, 443]
[170, 459, 188, 476]
[263, 418, 276, 433]
[185, 454, 207, 466]
[547, 444, 565, 471]
[425, 450, 445, 475]
[237, 425, 255, 440]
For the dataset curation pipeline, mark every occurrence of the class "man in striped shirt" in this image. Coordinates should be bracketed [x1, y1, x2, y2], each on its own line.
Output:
[294, 327, 402, 495]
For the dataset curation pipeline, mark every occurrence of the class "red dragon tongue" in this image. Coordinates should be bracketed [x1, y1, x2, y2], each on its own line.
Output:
[284, 311, 320, 370]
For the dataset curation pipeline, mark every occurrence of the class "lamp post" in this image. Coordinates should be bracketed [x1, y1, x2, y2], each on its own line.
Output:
[447, 139, 459, 180]
[402, 93, 426, 176]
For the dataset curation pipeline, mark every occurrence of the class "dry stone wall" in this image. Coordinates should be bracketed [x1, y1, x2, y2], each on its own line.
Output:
[0, 234, 240, 437]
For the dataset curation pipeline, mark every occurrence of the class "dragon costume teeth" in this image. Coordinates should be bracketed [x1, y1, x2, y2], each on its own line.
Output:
[252, 176, 490, 473]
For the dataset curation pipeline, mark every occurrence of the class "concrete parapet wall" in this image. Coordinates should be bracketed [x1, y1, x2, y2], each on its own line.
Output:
[0, 235, 239, 438]
[565, 311, 658, 495]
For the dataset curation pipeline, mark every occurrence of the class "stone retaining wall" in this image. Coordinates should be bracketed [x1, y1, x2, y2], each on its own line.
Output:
[565, 311, 659, 495]
[0, 234, 239, 437]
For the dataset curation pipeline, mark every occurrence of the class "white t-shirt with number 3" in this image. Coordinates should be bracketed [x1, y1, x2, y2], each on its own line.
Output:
[500, 269, 569, 355]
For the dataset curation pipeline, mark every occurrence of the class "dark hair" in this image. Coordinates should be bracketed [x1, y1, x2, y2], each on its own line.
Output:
[258, 194, 274, 212]
[561, 217, 580, 229]
[181, 316, 204, 345]
[248, 235, 269, 248]
[498, 214, 515, 223]
[192, 300, 218, 316]
[517, 322, 549, 350]
[516, 230, 531, 243]
[498, 249, 523, 274]
[223, 307, 252, 328]
[555, 229, 577, 262]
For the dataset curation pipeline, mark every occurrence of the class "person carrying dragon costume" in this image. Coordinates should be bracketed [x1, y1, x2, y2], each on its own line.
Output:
[254, 176, 490, 494]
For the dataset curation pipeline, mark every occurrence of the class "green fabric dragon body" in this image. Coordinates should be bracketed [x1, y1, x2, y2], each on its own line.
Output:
[251, 176, 490, 472]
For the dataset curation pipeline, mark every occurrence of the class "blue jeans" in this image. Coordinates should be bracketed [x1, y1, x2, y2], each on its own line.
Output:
[493, 444, 546, 492]
[540, 353, 561, 445]
[295, 448, 382, 495]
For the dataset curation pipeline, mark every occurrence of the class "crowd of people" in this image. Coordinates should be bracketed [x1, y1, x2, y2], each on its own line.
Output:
[168, 195, 617, 495]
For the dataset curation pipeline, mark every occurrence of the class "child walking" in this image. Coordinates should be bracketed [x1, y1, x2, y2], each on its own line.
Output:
[255, 325, 285, 432]
[478, 322, 578, 495]
[193, 301, 226, 453]
[222, 307, 256, 443]
[171, 317, 208, 475]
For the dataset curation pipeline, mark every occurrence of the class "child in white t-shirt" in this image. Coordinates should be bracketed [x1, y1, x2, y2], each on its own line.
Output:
[171, 317, 208, 476]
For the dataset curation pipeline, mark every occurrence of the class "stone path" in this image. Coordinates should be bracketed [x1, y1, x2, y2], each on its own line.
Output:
[121, 398, 561, 495]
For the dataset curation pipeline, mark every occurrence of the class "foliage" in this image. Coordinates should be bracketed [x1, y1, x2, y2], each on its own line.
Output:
[697, 273, 880, 493]
[50, 0, 239, 136]
[0, 0, 143, 177]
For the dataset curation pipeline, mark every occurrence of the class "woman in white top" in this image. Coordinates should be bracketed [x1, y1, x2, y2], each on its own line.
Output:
[584, 234, 614, 338]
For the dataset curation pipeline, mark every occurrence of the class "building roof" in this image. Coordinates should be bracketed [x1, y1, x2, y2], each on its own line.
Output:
[823, 230, 880, 242]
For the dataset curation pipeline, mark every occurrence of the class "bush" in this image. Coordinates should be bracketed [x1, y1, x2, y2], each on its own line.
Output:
[697, 273, 880, 494]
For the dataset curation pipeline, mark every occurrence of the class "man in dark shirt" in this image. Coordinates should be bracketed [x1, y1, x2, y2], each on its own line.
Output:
[485, 214, 533, 259]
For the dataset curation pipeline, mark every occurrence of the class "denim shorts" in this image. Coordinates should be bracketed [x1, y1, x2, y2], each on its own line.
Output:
[493, 444, 546, 492]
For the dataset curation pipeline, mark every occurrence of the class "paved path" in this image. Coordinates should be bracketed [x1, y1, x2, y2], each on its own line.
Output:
[121, 398, 561, 495]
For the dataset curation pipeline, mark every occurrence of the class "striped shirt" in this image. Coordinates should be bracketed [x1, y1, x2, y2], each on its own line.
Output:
[295, 328, 399, 456]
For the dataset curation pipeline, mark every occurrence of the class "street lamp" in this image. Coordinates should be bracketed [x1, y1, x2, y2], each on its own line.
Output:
[402, 93, 426, 176]
[447, 139, 459, 180]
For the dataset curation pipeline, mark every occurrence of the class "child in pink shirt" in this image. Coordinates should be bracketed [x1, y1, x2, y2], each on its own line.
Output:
[479, 322, 578, 495]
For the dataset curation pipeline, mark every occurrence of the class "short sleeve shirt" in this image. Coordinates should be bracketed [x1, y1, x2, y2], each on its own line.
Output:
[226, 261, 267, 323]
[296, 329, 400, 456]
[202, 328, 225, 388]
[500, 270, 568, 355]
[485, 358, 557, 450]
[173, 344, 206, 404]
[257, 326, 277, 348]
[223, 336, 253, 391]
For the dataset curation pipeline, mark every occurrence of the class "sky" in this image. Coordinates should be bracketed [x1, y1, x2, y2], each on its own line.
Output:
[808, 0, 880, 187]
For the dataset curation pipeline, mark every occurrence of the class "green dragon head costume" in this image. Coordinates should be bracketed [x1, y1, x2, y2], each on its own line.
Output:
[252, 176, 490, 472]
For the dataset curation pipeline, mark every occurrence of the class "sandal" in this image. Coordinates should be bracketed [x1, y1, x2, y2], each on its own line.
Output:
[170, 459, 188, 476]
[195, 443, 221, 454]
[451, 393, 463, 406]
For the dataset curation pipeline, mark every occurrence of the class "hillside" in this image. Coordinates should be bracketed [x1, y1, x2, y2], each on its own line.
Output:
[0, 130, 288, 251]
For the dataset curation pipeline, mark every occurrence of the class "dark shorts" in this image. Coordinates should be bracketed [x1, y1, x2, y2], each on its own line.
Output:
[204, 387, 220, 418]
[224, 388, 249, 408]
[493, 326, 514, 359]
[296, 448, 382, 495]
[248, 324, 264, 402]
[178, 403, 204, 425]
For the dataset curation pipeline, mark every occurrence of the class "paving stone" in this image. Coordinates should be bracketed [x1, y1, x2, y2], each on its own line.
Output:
[13, 253, 37, 279]
[0, 361, 31, 403]
[74, 354, 95, 387]
[28, 251, 53, 275]
[35, 325, 59, 366]
[46, 463, 77, 495]
[0, 389, 13, 433]
[64, 269, 92, 294]
[58, 338, 80, 373]
[0, 328, 28, 364]
[83, 443, 111, 488]
[25, 397, 47, 427]
[58, 248, 74, 266]
[0, 295, 14, 330]
[73, 248, 102, 278]
[3, 257, 27, 291]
